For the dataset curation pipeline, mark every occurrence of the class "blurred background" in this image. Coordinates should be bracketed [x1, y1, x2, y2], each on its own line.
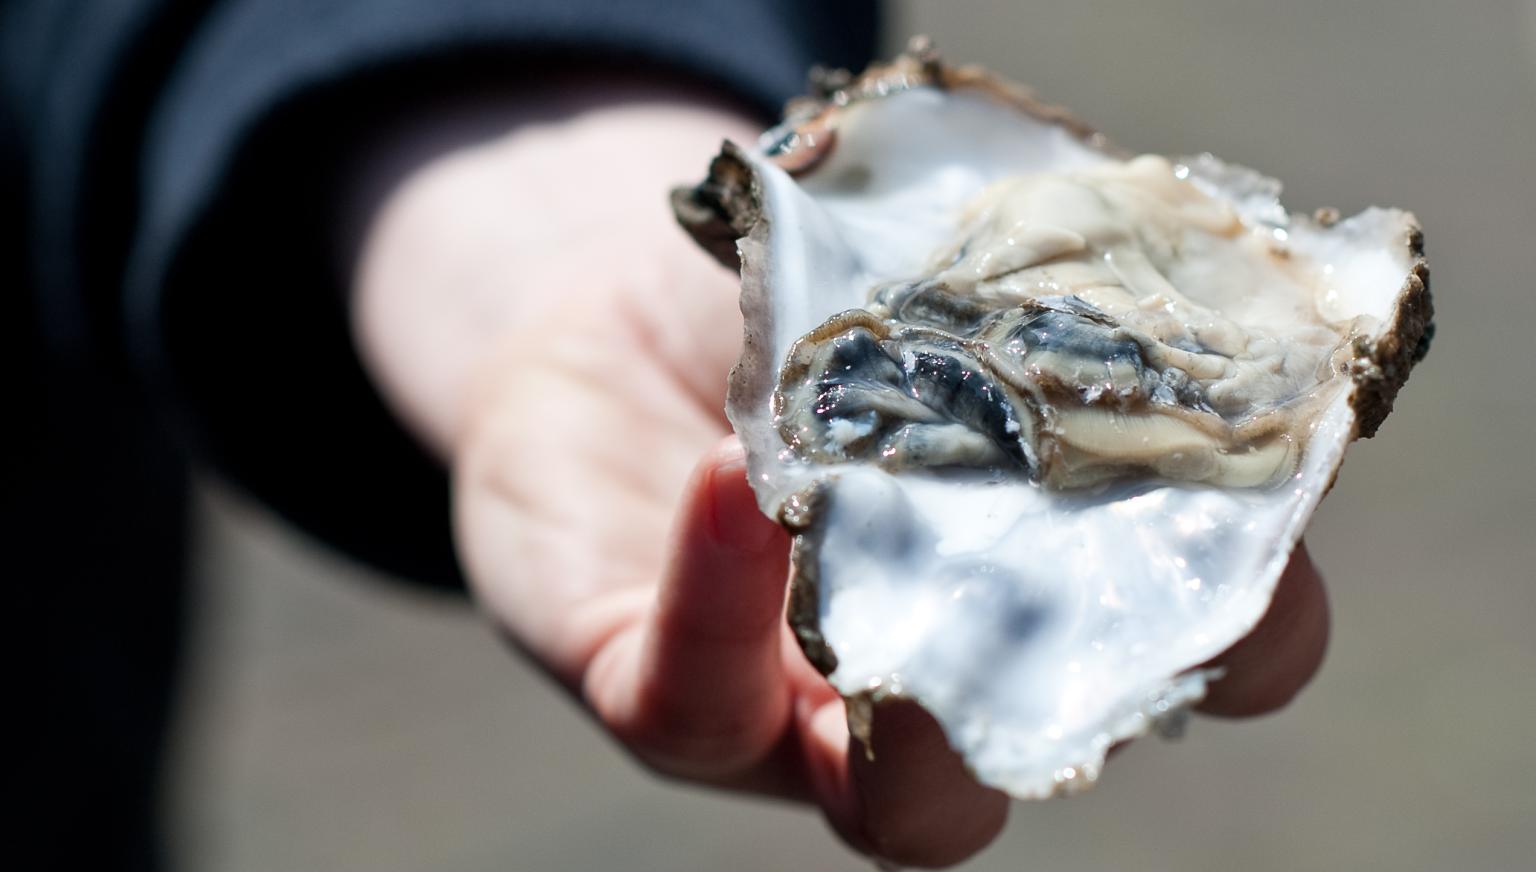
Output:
[168, 1, 1536, 870]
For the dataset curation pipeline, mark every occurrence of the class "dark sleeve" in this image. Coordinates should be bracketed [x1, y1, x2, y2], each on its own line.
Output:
[117, 0, 879, 590]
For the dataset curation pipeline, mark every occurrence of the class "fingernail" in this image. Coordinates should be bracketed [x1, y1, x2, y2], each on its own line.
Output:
[708, 455, 780, 553]
[807, 698, 850, 752]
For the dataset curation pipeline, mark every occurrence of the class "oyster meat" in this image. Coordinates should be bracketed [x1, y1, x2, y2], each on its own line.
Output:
[674, 44, 1431, 799]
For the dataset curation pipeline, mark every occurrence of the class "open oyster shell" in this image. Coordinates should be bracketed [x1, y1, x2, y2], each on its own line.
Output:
[674, 43, 1431, 799]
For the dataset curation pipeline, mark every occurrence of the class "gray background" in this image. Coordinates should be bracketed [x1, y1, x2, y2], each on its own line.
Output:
[169, 2, 1536, 869]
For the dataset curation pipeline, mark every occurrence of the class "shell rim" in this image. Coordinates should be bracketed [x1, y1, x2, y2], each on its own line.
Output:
[671, 41, 1434, 790]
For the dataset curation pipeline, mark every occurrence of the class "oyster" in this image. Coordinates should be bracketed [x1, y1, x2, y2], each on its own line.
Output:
[674, 43, 1431, 799]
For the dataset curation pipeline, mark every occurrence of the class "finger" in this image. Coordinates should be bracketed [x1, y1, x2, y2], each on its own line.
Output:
[585, 436, 794, 777]
[1198, 543, 1330, 717]
[801, 697, 1009, 869]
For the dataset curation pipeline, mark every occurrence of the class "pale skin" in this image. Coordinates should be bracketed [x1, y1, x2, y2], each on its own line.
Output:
[351, 79, 1330, 869]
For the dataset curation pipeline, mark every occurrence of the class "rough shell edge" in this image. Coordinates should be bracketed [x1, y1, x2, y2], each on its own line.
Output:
[1349, 225, 1433, 439]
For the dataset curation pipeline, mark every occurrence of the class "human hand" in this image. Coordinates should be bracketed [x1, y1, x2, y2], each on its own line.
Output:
[353, 84, 1331, 868]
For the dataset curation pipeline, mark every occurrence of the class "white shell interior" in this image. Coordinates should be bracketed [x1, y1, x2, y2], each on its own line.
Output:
[730, 86, 1417, 798]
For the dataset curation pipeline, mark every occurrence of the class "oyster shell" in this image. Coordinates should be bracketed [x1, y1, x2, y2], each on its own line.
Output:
[674, 43, 1431, 799]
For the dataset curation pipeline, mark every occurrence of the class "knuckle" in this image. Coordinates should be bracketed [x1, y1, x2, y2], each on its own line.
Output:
[618, 705, 777, 782]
